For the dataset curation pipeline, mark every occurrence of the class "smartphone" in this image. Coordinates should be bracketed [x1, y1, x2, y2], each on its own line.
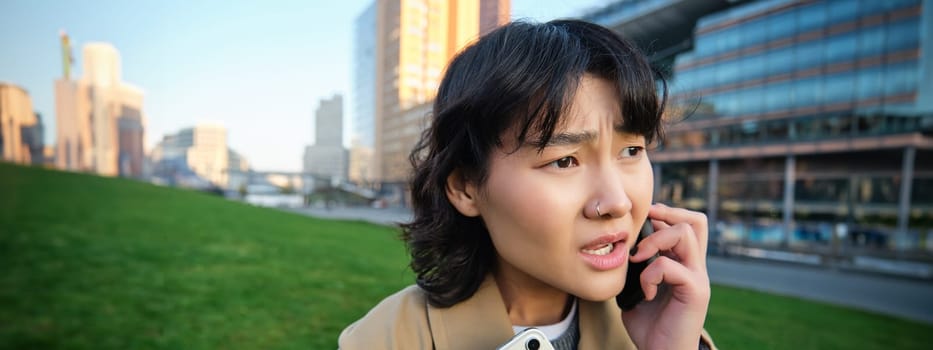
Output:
[616, 220, 656, 311]
[496, 328, 556, 350]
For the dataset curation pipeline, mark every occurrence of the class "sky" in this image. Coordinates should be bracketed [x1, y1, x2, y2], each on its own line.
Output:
[0, 0, 612, 171]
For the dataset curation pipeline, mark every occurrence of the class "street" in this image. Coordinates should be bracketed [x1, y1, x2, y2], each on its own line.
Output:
[708, 256, 933, 324]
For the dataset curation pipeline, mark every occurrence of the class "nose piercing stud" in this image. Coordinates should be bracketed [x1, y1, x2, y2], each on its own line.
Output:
[596, 203, 602, 217]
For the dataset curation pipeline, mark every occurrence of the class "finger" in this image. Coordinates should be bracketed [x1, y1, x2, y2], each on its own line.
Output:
[651, 218, 670, 232]
[631, 222, 701, 270]
[649, 203, 709, 257]
[639, 256, 709, 303]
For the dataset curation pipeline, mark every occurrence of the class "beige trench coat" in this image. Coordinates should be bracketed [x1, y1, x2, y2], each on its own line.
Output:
[339, 274, 716, 349]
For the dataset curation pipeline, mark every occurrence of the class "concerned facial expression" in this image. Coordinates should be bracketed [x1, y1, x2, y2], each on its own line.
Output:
[470, 74, 655, 301]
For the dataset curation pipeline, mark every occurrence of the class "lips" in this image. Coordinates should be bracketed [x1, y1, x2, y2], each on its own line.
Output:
[581, 232, 627, 251]
[581, 243, 614, 255]
[579, 232, 629, 271]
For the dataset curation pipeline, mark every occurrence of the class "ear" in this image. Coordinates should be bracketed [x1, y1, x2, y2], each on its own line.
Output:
[445, 169, 481, 217]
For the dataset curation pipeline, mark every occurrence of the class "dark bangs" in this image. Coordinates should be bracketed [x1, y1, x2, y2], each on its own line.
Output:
[433, 19, 666, 181]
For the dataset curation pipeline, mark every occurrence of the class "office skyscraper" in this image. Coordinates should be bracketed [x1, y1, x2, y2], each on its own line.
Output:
[350, 2, 378, 186]
[373, 0, 510, 189]
[54, 33, 146, 177]
[304, 95, 349, 180]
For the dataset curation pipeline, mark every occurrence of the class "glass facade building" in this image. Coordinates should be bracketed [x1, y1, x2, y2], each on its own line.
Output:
[585, 0, 933, 255]
[350, 3, 377, 185]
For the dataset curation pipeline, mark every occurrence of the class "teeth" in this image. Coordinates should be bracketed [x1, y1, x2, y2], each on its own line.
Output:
[582, 243, 614, 256]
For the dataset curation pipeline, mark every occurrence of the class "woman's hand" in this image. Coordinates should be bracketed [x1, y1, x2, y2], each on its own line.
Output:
[621, 203, 711, 350]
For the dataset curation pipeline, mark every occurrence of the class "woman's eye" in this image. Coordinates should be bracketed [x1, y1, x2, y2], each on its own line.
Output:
[620, 146, 644, 158]
[548, 156, 579, 168]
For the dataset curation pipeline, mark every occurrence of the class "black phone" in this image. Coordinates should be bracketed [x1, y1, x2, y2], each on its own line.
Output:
[616, 220, 656, 311]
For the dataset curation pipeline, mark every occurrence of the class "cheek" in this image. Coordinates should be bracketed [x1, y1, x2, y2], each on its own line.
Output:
[625, 162, 654, 200]
[478, 170, 580, 250]
[636, 166, 654, 204]
[623, 163, 655, 221]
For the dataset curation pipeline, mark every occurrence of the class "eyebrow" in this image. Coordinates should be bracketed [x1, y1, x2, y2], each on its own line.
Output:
[536, 124, 630, 148]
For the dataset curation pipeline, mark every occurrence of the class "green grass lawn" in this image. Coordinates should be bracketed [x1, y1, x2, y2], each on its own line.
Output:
[2, 162, 932, 349]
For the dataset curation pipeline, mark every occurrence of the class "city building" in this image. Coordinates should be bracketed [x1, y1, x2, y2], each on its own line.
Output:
[117, 84, 145, 178]
[54, 32, 146, 177]
[303, 95, 349, 181]
[0, 82, 42, 165]
[373, 0, 510, 192]
[583, 0, 933, 253]
[149, 124, 232, 189]
[479, 0, 510, 36]
[55, 31, 92, 171]
[350, 2, 378, 186]
[228, 148, 250, 173]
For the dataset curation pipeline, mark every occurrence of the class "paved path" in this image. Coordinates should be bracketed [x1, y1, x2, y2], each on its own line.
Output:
[708, 256, 933, 324]
[290, 206, 412, 226]
[291, 206, 933, 324]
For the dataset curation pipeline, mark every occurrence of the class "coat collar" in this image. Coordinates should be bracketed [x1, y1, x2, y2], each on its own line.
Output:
[426, 274, 636, 350]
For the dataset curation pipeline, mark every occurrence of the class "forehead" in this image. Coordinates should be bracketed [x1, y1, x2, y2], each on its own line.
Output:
[499, 75, 626, 150]
[562, 75, 622, 128]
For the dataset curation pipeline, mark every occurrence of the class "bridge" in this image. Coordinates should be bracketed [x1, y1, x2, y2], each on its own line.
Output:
[224, 169, 377, 199]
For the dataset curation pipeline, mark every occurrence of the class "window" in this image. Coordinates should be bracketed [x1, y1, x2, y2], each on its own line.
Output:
[858, 25, 885, 57]
[696, 32, 717, 57]
[719, 28, 742, 54]
[742, 18, 768, 46]
[858, 0, 887, 16]
[715, 63, 741, 86]
[827, 0, 859, 25]
[825, 33, 858, 64]
[885, 0, 919, 10]
[797, 2, 827, 33]
[795, 77, 822, 107]
[856, 67, 883, 99]
[763, 120, 790, 142]
[695, 66, 714, 90]
[764, 81, 793, 112]
[766, 10, 796, 41]
[884, 62, 918, 96]
[824, 72, 856, 102]
[795, 40, 824, 69]
[885, 18, 920, 51]
[705, 94, 724, 115]
[741, 53, 767, 81]
[675, 69, 696, 93]
[736, 86, 764, 115]
[766, 47, 795, 76]
[717, 91, 740, 117]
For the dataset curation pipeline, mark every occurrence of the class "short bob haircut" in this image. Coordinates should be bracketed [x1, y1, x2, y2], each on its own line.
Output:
[402, 19, 667, 307]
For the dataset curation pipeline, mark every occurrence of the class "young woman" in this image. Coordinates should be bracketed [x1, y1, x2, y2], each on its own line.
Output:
[340, 19, 714, 350]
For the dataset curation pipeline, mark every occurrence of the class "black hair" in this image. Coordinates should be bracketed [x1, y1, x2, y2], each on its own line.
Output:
[401, 19, 667, 307]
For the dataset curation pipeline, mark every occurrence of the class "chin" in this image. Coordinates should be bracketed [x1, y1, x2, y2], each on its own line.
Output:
[570, 272, 627, 302]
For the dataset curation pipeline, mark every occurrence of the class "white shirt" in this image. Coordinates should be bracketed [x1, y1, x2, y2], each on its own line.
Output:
[511, 299, 578, 341]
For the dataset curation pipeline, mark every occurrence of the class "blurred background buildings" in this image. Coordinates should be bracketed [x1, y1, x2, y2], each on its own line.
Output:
[304, 94, 349, 181]
[149, 124, 235, 190]
[354, 0, 511, 200]
[581, 0, 932, 264]
[0, 82, 44, 166]
[53, 34, 147, 178]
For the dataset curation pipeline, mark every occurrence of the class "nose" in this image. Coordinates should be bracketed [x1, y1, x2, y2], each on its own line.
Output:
[585, 166, 632, 219]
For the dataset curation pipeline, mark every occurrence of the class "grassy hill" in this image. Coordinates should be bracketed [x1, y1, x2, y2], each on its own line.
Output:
[0, 163, 412, 349]
[2, 162, 932, 349]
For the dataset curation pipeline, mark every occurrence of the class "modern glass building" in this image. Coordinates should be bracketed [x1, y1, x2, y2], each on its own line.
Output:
[585, 0, 933, 257]
[350, 2, 378, 186]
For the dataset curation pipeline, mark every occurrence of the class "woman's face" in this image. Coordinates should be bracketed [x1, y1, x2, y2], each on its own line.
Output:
[473, 74, 654, 301]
